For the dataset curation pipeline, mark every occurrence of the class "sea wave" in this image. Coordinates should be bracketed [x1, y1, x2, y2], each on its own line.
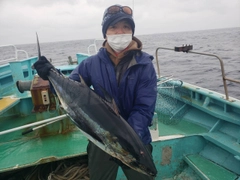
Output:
[1, 27, 239, 99]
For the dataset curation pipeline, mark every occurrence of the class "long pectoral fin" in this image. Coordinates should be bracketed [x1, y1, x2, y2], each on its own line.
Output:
[98, 84, 120, 116]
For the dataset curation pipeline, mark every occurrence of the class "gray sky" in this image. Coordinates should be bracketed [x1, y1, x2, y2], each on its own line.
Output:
[0, 0, 239, 45]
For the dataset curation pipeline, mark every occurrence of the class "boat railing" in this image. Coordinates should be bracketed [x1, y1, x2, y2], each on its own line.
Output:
[155, 45, 240, 101]
[0, 45, 29, 64]
[87, 39, 104, 55]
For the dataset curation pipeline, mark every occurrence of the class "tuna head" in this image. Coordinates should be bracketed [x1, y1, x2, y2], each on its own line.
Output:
[134, 149, 157, 177]
[116, 127, 157, 177]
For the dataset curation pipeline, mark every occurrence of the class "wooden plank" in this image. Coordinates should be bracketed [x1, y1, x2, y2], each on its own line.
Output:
[0, 97, 20, 115]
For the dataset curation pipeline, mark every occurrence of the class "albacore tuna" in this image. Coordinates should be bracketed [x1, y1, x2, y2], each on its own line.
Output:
[34, 34, 157, 177]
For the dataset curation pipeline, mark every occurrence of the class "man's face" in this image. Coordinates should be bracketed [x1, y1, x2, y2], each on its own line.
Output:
[106, 20, 132, 36]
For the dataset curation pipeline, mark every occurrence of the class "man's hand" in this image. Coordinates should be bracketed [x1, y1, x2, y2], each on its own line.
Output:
[33, 56, 54, 80]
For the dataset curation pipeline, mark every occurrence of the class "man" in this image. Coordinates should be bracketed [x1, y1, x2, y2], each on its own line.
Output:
[34, 4, 157, 180]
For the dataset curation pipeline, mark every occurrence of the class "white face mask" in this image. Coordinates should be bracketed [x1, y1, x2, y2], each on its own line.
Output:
[106, 34, 132, 53]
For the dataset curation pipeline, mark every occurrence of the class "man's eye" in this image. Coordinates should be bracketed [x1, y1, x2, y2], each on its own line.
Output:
[109, 26, 116, 29]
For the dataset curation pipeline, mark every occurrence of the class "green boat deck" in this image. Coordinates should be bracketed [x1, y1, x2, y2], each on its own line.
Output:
[0, 108, 208, 173]
[184, 154, 238, 180]
[0, 114, 86, 172]
[1, 104, 240, 179]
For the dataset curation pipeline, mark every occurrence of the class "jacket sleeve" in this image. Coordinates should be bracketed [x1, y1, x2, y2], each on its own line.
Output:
[127, 62, 157, 144]
[68, 58, 92, 87]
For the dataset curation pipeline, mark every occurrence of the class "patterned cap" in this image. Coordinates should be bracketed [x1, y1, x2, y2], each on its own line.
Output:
[101, 5, 135, 38]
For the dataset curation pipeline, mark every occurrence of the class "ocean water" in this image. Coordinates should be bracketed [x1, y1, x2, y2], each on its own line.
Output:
[1, 27, 239, 99]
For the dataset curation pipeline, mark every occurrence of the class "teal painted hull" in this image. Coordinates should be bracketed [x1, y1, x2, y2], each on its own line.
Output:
[0, 48, 239, 179]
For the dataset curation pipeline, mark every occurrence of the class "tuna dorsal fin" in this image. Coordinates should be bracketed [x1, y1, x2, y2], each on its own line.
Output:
[98, 84, 120, 116]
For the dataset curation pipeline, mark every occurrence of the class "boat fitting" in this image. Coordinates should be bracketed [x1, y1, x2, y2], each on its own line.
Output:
[16, 80, 32, 93]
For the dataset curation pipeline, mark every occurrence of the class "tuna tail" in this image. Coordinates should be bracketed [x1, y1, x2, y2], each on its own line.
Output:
[36, 32, 41, 59]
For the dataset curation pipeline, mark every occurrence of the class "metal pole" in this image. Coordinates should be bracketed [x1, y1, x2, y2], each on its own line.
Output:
[21, 119, 61, 135]
[155, 47, 174, 77]
[188, 51, 229, 100]
[155, 47, 240, 100]
[0, 114, 68, 135]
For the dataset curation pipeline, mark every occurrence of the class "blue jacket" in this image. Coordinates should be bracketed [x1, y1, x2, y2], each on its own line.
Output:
[69, 48, 157, 144]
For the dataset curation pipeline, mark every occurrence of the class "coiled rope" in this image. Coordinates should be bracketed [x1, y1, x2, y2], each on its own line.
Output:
[48, 163, 89, 180]
[21, 158, 89, 180]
